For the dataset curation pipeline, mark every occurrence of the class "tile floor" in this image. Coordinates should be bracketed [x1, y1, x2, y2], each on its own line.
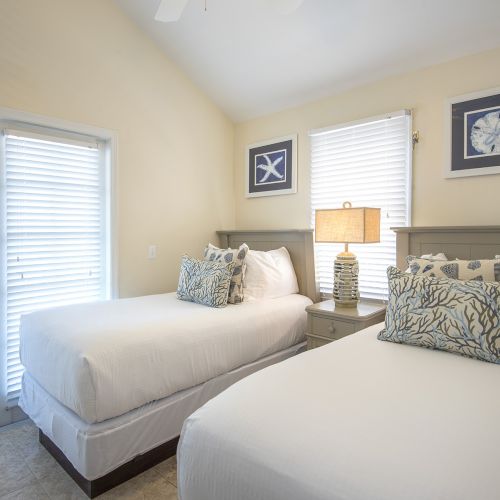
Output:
[0, 419, 178, 499]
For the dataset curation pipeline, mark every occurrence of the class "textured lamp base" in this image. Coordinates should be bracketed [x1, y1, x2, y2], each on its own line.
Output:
[333, 253, 360, 307]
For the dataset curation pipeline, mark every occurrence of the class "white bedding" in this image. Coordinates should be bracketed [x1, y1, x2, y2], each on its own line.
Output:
[178, 323, 500, 500]
[20, 292, 311, 423]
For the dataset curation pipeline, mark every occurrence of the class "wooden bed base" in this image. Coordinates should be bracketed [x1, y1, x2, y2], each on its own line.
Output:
[39, 430, 179, 498]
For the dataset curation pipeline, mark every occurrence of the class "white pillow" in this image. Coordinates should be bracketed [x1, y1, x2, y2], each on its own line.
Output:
[420, 253, 448, 261]
[244, 247, 299, 300]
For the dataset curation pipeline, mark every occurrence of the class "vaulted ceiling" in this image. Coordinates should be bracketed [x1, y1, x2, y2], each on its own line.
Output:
[114, 0, 500, 121]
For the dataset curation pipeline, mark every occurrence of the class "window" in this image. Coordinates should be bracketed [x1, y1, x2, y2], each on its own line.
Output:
[1, 125, 111, 412]
[310, 110, 412, 301]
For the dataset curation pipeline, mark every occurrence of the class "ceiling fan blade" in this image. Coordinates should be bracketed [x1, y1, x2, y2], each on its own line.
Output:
[154, 0, 189, 22]
[270, 0, 305, 15]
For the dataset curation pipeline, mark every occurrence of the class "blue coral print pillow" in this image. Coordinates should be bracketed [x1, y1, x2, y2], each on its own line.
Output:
[406, 256, 500, 282]
[177, 256, 236, 308]
[378, 267, 500, 363]
[204, 243, 249, 304]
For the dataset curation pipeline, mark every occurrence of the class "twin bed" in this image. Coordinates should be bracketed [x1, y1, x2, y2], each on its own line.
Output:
[18, 229, 318, 497]
[179, 322, 500, 500]
[177, 226, 500, 500]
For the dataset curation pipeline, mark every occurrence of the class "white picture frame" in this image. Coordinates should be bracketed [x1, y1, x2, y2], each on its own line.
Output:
[445, 86, 500, 179]
[245, 134, 297, 197]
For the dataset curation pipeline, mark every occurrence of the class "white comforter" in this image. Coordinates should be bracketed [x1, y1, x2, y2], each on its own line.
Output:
[178, 323, 500, 500]
[20, 292, 311, 423]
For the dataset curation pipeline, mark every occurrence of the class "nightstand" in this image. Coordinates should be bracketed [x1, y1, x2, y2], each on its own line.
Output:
[305, 299, 386, 350]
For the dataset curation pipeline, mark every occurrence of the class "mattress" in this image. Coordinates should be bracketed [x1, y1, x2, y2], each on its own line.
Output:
[20, 292, 311, 423]
[178, 323, 500, 500]
[19, 342, 305, 480]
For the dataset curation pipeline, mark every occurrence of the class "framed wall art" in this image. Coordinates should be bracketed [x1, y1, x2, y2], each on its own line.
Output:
[445, 87, 500, 178]
[245, 134, 297, 197]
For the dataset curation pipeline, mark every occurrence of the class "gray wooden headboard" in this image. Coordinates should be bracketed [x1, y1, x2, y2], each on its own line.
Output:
[217, 229, 319, 302]
[393, 226, 500, 269]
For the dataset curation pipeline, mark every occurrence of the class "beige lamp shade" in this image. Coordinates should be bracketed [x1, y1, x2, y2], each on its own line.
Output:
[315, 202, 381, 244]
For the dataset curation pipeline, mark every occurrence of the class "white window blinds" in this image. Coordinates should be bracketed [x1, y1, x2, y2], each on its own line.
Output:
[1, 128, 110, 405]
[310, 111, 411, 301]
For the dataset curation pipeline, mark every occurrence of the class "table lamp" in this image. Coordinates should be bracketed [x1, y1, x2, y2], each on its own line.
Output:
[315, 202, 381, 307]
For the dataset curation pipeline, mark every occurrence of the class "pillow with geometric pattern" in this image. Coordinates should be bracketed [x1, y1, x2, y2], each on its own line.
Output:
[177, 255, 236, 308]
[378, 266, 500, 364]
[403, 253, 448, 273]
[406, 256, 500, 281]
[203, 243, 249, 304]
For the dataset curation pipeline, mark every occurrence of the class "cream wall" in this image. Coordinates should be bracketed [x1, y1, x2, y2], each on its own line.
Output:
[0, 0, 235, 297]
[234, 47, 500, 229]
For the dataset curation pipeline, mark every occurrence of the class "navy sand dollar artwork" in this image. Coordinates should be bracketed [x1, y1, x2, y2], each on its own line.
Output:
[446, 87, 500, 178]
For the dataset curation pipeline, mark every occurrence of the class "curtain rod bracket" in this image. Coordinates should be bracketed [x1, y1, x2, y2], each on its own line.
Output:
[412, 130, 420, 149]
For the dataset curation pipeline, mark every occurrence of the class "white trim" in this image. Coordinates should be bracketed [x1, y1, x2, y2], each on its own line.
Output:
[309, 111, 412, 301]
[3, 127, 101, 149]
[0, 106, 118, 297]
[98, 143, 110, 300]
[406, 112, 413, 226]
[0, 107, 118, 421]
[309, 109, 411, 137]
[106, 138, 119, 299]
[0, 106, 116, 143]
[444, 86, 500, 179]
[245, 134, 297, 198]
[308, 109, 413, 225]
[0, 131, 7, 425]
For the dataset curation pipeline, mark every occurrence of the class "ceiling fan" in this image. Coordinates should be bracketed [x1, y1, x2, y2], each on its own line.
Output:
[154, 0, 305, 23]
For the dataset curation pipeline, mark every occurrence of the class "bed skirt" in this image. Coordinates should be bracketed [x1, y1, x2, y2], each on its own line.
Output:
[19, 341, 305, 483]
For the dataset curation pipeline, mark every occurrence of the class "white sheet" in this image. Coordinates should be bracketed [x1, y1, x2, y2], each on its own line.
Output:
[178, 323, 500, 500]
[20, 292, 311, 423]
[19, 342, 304, 480]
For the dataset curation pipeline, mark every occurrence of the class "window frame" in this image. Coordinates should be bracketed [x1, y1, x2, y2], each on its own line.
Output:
[309, 109, 413, 301]
[0, 107, 117, 426]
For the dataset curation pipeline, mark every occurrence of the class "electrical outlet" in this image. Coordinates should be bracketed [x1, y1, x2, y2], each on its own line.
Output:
[148, 245, 157, 260]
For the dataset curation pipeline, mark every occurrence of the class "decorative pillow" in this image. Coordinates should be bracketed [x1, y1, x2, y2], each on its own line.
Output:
[406, 256, 500, 281]
[203, 243, 249, 304]
[244, 247, 299, 301]
[404, 253, 448, 273]
[378, 266, 500, 364]
[177, 256, 236, 308]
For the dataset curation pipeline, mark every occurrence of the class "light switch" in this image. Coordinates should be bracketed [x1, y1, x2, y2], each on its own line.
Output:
[148, 245, 157, 260]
